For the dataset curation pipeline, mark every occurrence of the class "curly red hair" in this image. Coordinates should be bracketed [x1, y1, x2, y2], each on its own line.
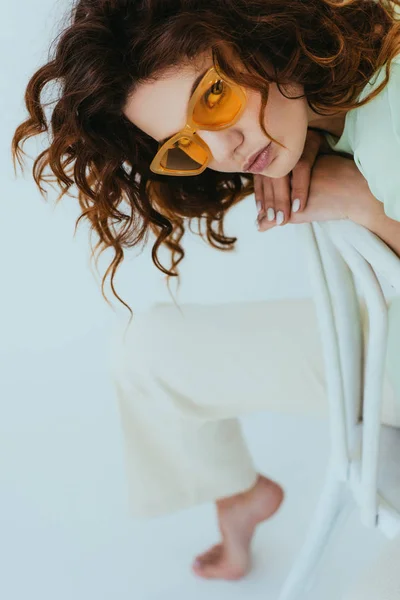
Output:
[11, 0, 400, 323]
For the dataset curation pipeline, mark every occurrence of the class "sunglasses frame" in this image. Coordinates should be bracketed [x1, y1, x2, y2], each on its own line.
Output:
[149, 65, 247, 176]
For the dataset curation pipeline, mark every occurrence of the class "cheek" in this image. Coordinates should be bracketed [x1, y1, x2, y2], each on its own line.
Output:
[269, 94, 308, 144]
[244, 91, 264, 129]
[263, 84, 306, 132]
[265, 109, 309, 176]
[267, 127, 309, 178]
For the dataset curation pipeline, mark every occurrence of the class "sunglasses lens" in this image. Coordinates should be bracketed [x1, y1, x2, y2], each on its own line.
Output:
[159, 136, 208, 172]
[152, 73, 245, 175]
[192, 79, 243, 128]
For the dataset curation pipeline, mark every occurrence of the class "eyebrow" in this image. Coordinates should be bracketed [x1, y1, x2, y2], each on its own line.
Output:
[158, 68, 209, 145]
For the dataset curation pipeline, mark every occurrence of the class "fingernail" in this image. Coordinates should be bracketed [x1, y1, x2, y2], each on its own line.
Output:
[256, 200, 262, 215]
[267, 208, 275, 221]
[194, 559, 201, 567]
[276, 211, 284, 225]
[292, 198, 301, 213]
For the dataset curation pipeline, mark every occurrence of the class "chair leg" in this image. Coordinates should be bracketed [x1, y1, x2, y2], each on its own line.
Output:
[279, 470, 347, 600]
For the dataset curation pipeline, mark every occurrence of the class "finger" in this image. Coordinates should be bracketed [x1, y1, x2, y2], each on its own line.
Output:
[259, 176, 276, 224]
[257, 215, 278, 232]
[253, 174, 265, 220]
[290, 160, 312, 213]
[269, 175, 291, 226]
[302, 129, 324, 163]
[291, 130, 322, 213]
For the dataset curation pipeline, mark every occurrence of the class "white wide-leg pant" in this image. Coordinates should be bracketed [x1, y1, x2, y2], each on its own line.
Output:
[109, 299, 400, 518]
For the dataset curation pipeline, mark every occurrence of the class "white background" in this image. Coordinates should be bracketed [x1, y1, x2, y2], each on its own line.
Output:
[0, 2, 390, 599]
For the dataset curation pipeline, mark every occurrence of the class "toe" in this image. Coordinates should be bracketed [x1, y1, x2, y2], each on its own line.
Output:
[193, 544, 222, 567]
[192, 544, 225, 578]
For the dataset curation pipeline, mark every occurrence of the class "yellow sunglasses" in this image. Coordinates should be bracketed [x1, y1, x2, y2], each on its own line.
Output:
[149, 65, 247, 176]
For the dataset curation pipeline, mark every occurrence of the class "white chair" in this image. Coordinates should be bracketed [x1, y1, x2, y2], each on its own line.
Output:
[279, 220, 400, 600]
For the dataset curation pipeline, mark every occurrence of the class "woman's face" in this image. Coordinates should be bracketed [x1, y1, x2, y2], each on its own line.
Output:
[123, 55, 313, 178]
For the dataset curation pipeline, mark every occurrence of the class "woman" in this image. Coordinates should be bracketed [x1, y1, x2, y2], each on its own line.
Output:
[11, 0, 400, 582]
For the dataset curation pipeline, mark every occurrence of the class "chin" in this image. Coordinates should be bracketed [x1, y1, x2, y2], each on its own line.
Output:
[261, 160, 285, 179]
[263, 150, 296, 179]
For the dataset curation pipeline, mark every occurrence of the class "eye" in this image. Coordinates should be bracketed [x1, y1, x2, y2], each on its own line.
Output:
[203, 80, 226, 108]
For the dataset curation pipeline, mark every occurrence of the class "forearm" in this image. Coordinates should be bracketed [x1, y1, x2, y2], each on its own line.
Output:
[262, 150, 400, 258]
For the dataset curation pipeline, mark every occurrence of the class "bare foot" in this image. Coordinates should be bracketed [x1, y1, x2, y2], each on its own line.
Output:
[192, 474, 284, 580]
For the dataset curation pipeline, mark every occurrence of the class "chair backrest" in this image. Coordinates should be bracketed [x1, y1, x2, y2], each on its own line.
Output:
[301, 220, 400, 528]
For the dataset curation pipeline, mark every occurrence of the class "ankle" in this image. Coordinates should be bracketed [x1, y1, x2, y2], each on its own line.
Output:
[216, 475, 281, 509]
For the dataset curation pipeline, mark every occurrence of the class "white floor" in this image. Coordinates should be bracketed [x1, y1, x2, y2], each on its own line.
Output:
[0, 322, 391, 600]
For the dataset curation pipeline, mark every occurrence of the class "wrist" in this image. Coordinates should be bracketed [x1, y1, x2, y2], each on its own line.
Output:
[343, 161, 385, 227]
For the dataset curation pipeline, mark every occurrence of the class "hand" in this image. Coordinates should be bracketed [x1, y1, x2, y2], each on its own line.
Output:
[258, 153, 377, 230]
[254, 128, 325, 228]
[288, 153, 400, 259]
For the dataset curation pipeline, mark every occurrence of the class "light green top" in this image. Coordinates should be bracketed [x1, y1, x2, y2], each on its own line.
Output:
[324, 28, 400, 403]
[325, 53, 400, 222]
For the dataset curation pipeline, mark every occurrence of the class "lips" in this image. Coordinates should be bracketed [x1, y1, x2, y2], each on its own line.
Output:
[243, 143, 271, 172]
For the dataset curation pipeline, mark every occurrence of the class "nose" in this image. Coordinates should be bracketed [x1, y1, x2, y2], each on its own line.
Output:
[197, 129, 242, 165]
